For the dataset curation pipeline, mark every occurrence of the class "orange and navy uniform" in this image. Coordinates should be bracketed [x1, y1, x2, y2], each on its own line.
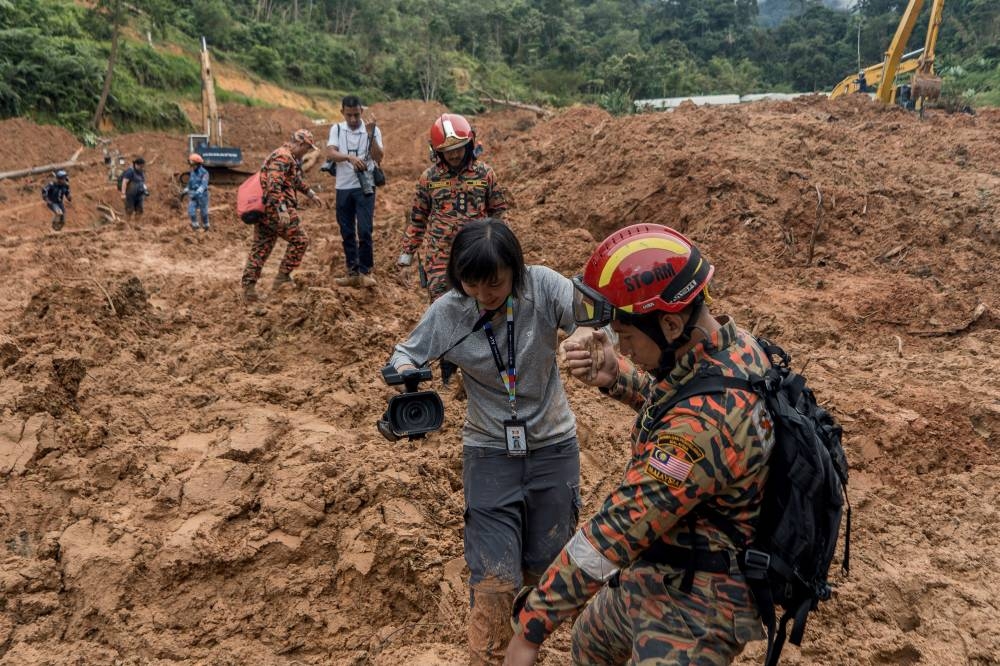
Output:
[513, 317, 773, 659]
[261, 145, 311, 217]
[241, 145, 312, 288]
[401, 160, 508, 299]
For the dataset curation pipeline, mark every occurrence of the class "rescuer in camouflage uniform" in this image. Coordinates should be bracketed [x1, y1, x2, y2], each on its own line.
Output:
[505, 224, 772, 665]
[241, 129, 323, 302]
[397, 113, 508, 301]
[397, 114, 508, 385]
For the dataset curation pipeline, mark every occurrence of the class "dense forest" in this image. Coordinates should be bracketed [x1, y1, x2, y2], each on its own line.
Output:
[2, 0, 998, 135]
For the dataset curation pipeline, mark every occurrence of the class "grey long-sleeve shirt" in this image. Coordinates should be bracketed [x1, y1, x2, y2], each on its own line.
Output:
[390, 265, 578, 450]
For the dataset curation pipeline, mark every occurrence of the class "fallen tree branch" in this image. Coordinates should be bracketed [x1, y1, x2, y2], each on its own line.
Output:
[478, 95, 551, 117]
[909, 303, 987, 337]
[0, 159, 89, 181]
[60, 277, 118, 316]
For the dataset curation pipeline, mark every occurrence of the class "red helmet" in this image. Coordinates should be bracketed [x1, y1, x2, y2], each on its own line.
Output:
[188, 153, 204, 164]
[429, 113, 474, 152]
[573, 224, 714, 326]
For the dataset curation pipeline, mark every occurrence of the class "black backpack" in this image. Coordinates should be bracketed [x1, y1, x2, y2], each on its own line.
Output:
[646, 338, 850, 666]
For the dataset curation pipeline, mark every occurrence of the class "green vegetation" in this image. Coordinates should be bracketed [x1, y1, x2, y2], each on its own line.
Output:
[2, 0, 998, 136]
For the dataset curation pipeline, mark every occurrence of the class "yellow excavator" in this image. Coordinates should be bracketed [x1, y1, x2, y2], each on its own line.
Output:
[830, 0, 944, 110]
[183, 37, 250, 185]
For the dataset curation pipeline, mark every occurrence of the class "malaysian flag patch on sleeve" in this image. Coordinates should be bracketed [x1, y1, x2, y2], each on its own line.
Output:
[644, 434, 703, 488]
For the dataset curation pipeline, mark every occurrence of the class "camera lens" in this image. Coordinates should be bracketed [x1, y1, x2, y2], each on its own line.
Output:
[388, 394, 440, 432]
[382, 391, 444, 439]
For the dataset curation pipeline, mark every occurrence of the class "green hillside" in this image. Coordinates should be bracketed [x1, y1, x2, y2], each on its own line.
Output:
[2, 0, 998, 136]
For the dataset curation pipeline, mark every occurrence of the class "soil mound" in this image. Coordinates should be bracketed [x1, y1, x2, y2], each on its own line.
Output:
[214, 103, 317, 158]
[0, 96, 999, 664]
[0, 118, 81, 172]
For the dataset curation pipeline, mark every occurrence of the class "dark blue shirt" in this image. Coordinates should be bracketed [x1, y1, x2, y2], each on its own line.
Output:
[43, 181, 71, 204]
[122, 167, 146, 188]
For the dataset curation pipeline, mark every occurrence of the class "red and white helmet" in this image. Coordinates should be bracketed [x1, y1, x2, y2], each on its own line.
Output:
[429, 113, 474, 152]
[573, 224, 714, 327]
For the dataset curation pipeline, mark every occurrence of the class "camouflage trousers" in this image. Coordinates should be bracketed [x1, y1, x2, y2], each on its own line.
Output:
[425, 259, 450, 301]
[241, 209, 309, 287]
[570, 563, 763, 665]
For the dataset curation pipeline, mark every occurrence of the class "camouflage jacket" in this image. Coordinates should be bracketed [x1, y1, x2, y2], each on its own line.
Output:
[400, 160, 508, 265]
[261, 145, 311, 213]
[514, 316, 774, 644]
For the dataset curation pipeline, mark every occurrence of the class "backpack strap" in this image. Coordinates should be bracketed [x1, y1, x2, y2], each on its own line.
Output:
[644, 367, 789, 665]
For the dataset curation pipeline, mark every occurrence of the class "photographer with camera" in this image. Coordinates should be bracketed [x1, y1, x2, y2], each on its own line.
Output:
[387, 218, 591, 665]
[325, 95, 384, 288]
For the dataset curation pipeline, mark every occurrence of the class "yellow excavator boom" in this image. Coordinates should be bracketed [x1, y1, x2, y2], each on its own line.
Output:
[199, 36, 222, 146]
[911, 0, 945, 101]
[875, 0, 926, 103]
[832, 0, 945, 108]
[830, 54, 920, 99]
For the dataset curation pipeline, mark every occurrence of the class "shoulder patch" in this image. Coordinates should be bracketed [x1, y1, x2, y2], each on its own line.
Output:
[655, 433, 705, 464]
[644, 433, 704, 488]
[751, 401, 776, 454]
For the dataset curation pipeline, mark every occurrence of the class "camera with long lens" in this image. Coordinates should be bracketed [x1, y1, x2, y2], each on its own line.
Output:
[376, 365, 444, 441]
[357, 168, 375, 196]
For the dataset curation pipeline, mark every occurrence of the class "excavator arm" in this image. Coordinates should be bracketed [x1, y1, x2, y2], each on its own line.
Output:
[910, 0, 945, 103]
[875, 0, 926, 103]
[199, 36, 222, 146]
[833, 0, 945, 109]
[830, 53, 920, 99]
[180, 37, 247, 186]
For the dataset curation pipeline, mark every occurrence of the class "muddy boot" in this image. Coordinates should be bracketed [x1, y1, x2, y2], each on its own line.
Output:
[243, 283, 259, 303]
[358, 274, 377, 288]
[51, 215, 64, 231]
[334, 273, 361, 287]
[468, 580, 515, 666]
[272, 272, 294, 290]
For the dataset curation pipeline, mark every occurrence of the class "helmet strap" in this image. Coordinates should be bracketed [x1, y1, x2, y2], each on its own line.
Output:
[641, 295, 705, 380]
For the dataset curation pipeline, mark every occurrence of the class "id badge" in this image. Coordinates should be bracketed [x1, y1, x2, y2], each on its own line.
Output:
[504, 418, 528, 457]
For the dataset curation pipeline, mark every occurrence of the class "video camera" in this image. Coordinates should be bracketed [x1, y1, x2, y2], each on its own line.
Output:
[376, 365, 444, 441]
[319, 160, 335, 176]
[356, 168, 375, 196]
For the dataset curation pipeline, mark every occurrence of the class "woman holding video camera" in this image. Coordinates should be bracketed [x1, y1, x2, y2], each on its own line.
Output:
[389, 218, 585, 665]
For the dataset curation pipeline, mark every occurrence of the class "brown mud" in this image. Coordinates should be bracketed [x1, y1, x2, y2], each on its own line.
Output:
[1, 96, 999, 664]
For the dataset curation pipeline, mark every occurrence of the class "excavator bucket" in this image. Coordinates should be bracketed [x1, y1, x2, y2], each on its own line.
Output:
[911, 73, 942, 101]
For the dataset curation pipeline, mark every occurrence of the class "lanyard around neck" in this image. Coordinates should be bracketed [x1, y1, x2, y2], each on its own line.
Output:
[481, 295, 516, 417]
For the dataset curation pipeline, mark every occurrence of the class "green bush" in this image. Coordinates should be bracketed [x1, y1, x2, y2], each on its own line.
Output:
[107, 73, 191, 131]
[119, 42, 200, 92]
[0, 28, 104, 123]
[246, 44, 283, 79]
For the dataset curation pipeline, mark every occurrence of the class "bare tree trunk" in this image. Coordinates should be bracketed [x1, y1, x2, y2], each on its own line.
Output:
[92, 0, 122, 131]
[334, 5, 355, 34]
